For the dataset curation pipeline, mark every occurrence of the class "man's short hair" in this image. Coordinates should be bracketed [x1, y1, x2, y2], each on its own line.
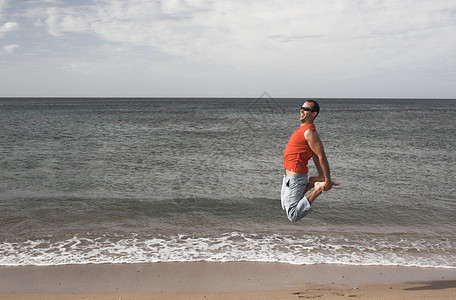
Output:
[305, 100, 320, 118]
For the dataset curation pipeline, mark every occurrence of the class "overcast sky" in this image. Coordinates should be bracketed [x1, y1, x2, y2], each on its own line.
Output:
[1, 0, 455, 98]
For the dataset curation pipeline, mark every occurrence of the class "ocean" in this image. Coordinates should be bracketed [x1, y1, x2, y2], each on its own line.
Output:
[1, 96, 455, 268]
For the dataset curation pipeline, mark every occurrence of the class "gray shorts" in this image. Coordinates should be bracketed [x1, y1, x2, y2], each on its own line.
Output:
[281, 173, 312, 222]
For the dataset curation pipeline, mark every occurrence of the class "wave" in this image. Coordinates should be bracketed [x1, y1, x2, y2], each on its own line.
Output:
[1, 232, 455, 268]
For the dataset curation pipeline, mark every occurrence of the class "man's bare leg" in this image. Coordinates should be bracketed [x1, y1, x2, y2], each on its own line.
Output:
[306, 181, 325, 205]
[303, 176, 325, 195]
[305, 180, 340, 205]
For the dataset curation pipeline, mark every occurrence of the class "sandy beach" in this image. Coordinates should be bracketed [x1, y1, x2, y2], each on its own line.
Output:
[1, 262, 455, 299]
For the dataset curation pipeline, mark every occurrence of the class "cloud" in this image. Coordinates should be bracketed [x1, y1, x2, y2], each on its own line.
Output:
[4, 0, 455, 97]
[2, 43, 19, 54]
[0, 21, 18, 36]
[33, 1, 456, 60]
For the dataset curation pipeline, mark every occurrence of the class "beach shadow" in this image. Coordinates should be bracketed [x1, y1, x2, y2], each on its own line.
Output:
[292, 287, 359, 298]
[404, 280, 456, 291]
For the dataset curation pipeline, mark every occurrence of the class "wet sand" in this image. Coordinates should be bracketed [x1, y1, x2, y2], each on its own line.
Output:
[1, 262, 455, 299]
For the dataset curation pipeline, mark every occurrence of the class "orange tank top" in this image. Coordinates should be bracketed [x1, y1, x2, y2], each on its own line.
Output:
[283, 124, 316, 174]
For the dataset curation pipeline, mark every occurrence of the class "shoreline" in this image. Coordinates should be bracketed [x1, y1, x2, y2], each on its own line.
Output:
[1, 262, 456, 299]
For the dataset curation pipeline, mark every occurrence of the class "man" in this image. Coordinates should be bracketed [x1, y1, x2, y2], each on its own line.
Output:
[281, 100, 338, 222]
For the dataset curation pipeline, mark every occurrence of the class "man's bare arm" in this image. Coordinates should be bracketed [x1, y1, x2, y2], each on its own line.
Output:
[312, 154, 324, 177]
[305, 129, 333, 191]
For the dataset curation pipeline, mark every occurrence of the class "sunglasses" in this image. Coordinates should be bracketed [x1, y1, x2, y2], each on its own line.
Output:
[300, 106, 315, 112]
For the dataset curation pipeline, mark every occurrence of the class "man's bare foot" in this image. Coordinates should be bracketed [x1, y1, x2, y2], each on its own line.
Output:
[306, 181, 339, 204]
[308, 176, 324, 185]
[303, 176, 325, 194]
[314, 181, 326, 192]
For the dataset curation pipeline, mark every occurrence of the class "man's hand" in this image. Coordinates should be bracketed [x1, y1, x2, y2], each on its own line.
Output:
[315, 181, 339, 192]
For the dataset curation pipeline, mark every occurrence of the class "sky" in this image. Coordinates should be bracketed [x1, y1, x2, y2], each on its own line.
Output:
[1, 0, 455, 98]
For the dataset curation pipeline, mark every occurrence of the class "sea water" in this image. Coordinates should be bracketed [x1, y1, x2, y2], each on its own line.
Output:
[1, 97, 455, 267]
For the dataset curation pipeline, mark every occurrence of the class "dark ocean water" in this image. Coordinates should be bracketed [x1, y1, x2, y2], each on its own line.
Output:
[1, 97, 455, 267]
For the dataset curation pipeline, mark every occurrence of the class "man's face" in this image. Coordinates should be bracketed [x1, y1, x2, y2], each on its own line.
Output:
[300, 102, 315, 123]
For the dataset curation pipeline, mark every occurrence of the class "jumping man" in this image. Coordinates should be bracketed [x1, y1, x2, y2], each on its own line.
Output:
[281, 100, 338, 222]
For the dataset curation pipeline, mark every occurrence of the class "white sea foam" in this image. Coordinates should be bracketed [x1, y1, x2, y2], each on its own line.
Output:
[1, 232, 455, 268]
